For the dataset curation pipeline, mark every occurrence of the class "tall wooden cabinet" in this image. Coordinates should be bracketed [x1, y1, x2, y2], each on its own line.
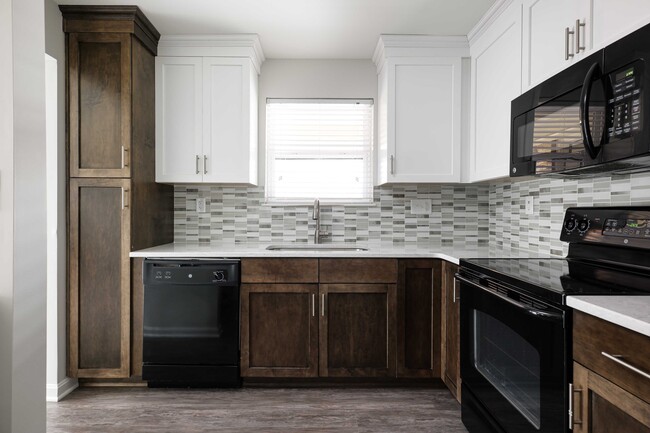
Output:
[62, 6, 174, 379]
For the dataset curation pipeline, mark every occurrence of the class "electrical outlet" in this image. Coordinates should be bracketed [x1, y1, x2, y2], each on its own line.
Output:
[196, 198, 207, 213]
[525, 196, 534, 215]
[410, 199, 431, 215]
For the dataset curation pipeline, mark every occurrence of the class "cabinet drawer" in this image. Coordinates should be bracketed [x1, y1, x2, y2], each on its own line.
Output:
[319, 259, 398, 283]
[574, 311, 650, 403]
[241, 259, 318, 283]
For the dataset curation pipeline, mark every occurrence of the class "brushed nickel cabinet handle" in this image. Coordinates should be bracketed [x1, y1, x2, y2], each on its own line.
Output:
[121, 146, 129, 168]
[321, 293, 325, 317]
[390, 155, 395, 175]
[565, 27, 575, 60]
[121, 188, 129, 209]
[576, 19, 585, 53]
[453, 278, 457, 303]
[602, 351, 650, 380]
[196, 155, 200, 174]
[204, 155, 208, 175]
[312, 294, 315, 317]
[568, 383, 583, 428]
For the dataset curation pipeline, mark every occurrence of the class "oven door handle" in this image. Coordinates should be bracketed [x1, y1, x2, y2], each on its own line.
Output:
[455, 274, 563, 321]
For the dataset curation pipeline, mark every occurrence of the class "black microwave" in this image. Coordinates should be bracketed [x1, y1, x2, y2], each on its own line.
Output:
[511, 22, 650, 177]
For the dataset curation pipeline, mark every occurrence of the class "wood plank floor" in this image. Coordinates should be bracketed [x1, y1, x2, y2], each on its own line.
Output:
[47, 387, 468, 433]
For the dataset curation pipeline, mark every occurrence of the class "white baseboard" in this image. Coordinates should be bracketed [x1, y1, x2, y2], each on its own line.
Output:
[46, 377, 78, 402]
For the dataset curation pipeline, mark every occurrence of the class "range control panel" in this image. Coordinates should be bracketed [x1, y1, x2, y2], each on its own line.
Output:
[561, 207, 650, 248]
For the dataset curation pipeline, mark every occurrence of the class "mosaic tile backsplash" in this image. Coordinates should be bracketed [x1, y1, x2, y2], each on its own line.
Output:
[489, 172, 650, 256]
[174, 184, 490, 247]
[174, 172, 650, 255]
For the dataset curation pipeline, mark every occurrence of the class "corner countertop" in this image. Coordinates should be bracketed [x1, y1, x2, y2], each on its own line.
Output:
[129, 242, 541, 265]
[567, 296, 650, 338]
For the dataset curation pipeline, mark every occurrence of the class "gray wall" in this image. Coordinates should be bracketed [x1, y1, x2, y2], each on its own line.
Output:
[257, 59, 378, 185]
[0, 0, 47, 431]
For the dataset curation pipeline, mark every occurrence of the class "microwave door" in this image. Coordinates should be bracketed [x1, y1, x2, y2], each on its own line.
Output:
[580, 62, 607, 159]
[512, 87, 588, 175]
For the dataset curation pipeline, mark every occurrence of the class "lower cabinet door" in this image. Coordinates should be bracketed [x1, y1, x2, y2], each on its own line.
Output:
[573, 362, 650, 433]
[319, 284, 396, 377]
[69, 178, 131, 378]
[396, 259, 441, 378]
[241, 284, 319, 377]
[443, 262, 460, 400]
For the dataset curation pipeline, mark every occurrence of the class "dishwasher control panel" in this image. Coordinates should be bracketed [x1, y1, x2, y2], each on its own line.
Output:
[144, 259, 240, 286]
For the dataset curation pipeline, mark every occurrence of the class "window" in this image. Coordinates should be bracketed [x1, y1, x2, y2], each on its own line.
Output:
[265, 99, 374, 204]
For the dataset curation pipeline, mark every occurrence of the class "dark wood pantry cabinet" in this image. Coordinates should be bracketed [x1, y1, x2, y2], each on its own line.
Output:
[63, 6, 173, 379]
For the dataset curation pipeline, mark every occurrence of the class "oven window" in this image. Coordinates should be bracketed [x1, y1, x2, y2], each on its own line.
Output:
[474, 310, 541, 429]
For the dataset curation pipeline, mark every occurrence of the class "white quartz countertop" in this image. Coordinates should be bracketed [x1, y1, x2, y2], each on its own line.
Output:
[567, 296, 650, 338]
[130, 242, 541, 265]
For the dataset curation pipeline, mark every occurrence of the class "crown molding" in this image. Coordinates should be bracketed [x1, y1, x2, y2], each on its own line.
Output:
[467, 0, 514, 45]
[373, 34, 470, 74]
[158, 34, 266, 73]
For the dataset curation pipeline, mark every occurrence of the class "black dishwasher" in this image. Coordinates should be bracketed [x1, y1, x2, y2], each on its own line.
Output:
[142, 259, 241, 387]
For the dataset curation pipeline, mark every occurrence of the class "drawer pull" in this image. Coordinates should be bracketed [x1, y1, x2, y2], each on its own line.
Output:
[602, 351, 650, 380]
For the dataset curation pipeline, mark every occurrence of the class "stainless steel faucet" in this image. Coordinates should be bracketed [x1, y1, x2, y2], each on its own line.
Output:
[312, 199, 330, 244]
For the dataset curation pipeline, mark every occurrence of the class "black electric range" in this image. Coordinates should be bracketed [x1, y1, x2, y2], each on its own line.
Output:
[458, 207, 650, 433]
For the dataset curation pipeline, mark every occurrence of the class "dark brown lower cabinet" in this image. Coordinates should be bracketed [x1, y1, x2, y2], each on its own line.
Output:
[69, 178, 131, 378]
[240, 284, 319, 377]
[572, 362, 650, 432]
[396, 259, 441, 378]
[442, 261, 460, 401]
[319, 284, 396, 377]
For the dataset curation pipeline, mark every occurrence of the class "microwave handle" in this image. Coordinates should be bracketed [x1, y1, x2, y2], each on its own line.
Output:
[579, 62, 603, 159]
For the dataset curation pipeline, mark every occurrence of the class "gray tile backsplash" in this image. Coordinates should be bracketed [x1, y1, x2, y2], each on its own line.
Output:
[489, 172, 650, 256]
[173, 172, 650, 256]
[174, 184, 490, 247]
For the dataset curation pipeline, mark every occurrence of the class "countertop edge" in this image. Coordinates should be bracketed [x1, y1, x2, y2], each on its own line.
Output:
[567, 296, 650, 338]
[129, 250, 460, 265]
[129, 246, 461, 265]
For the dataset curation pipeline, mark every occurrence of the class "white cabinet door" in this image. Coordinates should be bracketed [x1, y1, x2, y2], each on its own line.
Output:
[522, 0, 590, 90]
[382, 57, 462, 183]
[155, 57, 203, 183]
[469, 1, 523, 182]
[591, 1, 650, 50]
[203, 58, 257, 184]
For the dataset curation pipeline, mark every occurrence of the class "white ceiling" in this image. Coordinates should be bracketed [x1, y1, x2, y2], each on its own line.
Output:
[55, 0, 496, 59]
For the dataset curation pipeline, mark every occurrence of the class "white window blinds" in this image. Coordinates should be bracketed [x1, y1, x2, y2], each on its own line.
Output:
[265, 99, 374, 204]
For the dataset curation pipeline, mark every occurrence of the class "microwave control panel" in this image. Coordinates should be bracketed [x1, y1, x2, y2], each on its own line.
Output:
[608, 63, 643, 138]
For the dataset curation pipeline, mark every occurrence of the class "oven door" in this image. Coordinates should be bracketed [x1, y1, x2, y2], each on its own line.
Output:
[458, 273, 567, 433]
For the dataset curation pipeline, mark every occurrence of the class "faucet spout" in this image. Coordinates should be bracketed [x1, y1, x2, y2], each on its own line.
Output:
[312, 199, 329, 244]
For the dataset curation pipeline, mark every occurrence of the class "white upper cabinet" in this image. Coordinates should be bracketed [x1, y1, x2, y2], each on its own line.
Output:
[155, 35, 264, 184]
[591, 1, 650, 50]
[374, 36, 468, 184]
[522, 0, 590, 91]
[156, 57, 203, 183]
[468, 0, 523, 182]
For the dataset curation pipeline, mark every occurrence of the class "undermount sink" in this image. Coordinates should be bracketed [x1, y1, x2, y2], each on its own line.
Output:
[266, 244, 369, 252]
